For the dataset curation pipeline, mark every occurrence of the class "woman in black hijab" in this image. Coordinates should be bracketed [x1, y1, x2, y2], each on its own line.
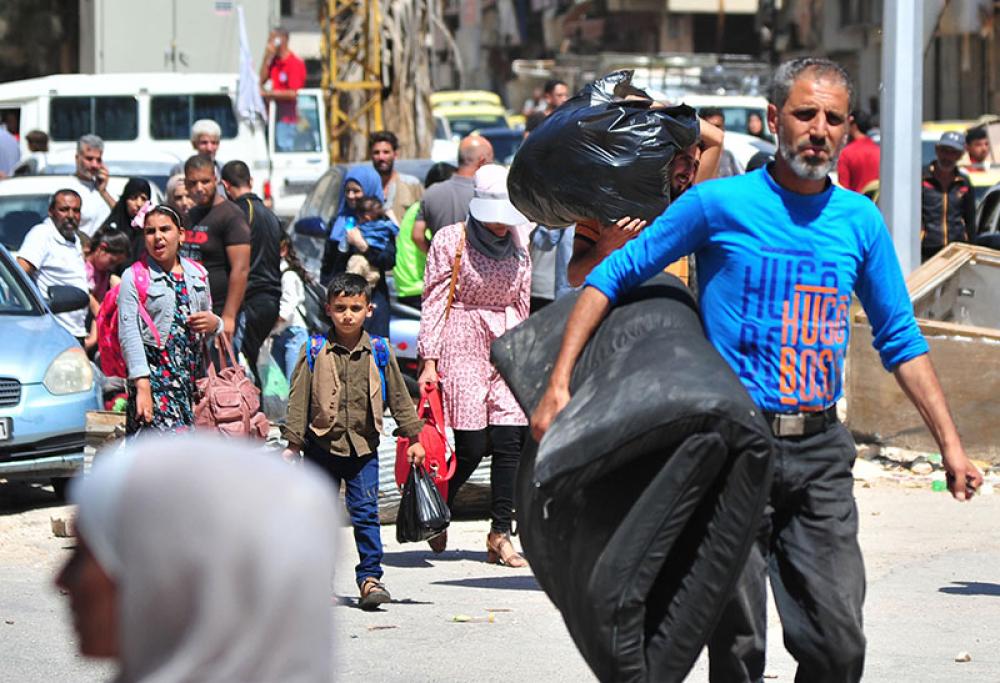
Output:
[98, 177, 151, 265]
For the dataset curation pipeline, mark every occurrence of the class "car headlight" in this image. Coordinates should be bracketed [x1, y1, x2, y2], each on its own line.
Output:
[43, 347, 94, 395]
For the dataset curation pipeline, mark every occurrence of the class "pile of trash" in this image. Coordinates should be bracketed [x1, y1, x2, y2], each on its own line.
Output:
[852, 443, 997, 494]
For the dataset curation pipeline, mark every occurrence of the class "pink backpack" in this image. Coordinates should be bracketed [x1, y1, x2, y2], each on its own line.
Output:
[97, 259, 207, 379]
[97, 261, 161, 378]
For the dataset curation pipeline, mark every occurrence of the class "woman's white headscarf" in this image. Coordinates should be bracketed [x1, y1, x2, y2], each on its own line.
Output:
[71, 435, 337, 683]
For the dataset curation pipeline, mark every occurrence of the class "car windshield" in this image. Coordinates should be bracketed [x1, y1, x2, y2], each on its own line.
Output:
[717, 107, 765, 134]
[43, 163, 171, 193]
[483, 133, 523, 165]
[0, 194, 48, 251]
[448, 116, 507, 138]
[922, 141, 938, 167]
[0, 250, 41, 316]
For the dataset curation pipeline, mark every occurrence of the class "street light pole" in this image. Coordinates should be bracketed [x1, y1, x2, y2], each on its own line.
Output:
[879, 0, 923, 275]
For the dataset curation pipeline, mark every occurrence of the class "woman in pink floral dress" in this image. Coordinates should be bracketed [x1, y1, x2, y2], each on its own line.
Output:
[417, 165, 531, 567]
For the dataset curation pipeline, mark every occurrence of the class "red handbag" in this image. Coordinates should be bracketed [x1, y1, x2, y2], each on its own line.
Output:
[396, 383, 456, 500]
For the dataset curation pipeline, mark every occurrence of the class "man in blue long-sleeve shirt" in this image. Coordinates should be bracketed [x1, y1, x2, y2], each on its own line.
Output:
[532, 58, 982, 683]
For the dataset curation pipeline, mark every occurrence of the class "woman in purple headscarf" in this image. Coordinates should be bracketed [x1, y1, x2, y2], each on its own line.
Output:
[321, 165, 396, 336]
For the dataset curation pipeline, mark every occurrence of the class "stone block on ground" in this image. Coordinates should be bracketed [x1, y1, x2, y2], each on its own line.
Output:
[50, 516, 75, 538]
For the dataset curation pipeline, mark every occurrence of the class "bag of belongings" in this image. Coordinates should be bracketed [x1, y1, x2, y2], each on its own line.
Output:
[508, 70, 700, 228]
[491, 274, 775, 683]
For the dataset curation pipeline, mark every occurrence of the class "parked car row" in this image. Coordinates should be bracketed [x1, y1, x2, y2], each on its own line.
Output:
[0, 175, 164, 253]
[0, 245, 99, 497]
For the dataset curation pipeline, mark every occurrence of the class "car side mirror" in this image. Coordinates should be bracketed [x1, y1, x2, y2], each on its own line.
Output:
[294, 216, 328, 239]
[47, 285, 90, 314]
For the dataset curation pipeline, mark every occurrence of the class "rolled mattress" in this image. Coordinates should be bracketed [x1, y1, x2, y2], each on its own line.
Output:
[490, 274, 775, 682]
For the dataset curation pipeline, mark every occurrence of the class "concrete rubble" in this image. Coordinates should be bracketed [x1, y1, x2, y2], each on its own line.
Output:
[853, 442, 999, 493]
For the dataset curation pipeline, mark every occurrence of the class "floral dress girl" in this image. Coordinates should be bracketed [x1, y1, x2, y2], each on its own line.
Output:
[126, 273, 203, 434]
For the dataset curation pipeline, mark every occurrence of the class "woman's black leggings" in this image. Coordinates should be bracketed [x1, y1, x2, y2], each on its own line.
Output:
[450, 425, 526, 533]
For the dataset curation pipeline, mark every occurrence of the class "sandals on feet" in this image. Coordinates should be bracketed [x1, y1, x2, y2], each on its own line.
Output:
[428, 529, 447, 554]
[486, 530, 528, 568]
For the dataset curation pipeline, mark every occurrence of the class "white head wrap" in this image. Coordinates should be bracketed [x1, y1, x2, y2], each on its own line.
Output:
[71, 435, 337, 683]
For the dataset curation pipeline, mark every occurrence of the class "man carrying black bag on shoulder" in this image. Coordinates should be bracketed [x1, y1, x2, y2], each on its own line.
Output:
[532, 58, 982, 683]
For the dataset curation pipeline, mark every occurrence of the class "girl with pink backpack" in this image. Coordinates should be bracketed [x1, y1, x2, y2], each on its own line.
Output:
[115, 204, 222, 435]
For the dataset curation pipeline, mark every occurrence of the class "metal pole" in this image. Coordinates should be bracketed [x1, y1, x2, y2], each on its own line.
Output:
[879, 0, 923, 275]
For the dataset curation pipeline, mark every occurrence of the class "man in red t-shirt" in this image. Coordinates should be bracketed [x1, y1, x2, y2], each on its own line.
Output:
[260, 28, 307, 152]
[836, 109, 881, 194]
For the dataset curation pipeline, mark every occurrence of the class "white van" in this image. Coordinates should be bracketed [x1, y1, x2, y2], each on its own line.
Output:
[0, 73, 327, 220]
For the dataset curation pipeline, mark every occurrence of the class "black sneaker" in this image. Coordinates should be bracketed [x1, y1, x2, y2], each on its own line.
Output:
[359, 577, 391, 611]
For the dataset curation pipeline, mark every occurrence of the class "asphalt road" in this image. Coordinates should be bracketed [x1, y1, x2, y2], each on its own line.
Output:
[1, 477, 998, 682]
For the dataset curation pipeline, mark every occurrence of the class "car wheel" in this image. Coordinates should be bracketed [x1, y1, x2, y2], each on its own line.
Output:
[51, 477, 71, 502]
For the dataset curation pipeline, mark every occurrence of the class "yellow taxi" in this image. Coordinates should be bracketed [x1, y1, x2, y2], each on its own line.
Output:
[432, 90, 518, 139]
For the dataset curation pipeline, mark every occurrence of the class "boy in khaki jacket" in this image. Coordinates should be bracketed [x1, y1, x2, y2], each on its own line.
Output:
[282, 273, 424, 610]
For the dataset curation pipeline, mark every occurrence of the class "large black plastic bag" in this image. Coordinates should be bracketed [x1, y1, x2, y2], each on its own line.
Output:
[395, 464, 451, 544]
[508, 70, 700, 228]
[490, 274, 774, 683]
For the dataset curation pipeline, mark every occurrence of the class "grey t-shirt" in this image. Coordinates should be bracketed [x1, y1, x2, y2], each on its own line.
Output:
[416, 175, 475, 234]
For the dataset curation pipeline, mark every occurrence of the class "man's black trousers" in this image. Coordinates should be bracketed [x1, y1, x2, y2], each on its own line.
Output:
[237, 295, 279, 387]
[708, 421, 866, 683]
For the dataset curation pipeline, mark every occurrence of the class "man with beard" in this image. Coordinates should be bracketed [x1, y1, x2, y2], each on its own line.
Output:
[542, 79, 570, 115]
[66, 135, 115, 237]
[17, 190, 90, 343]
[962, 126, 991, 173]
[181, 155, 251, 341]
[369, 130, 423, 222]
[532, 58, 982, 683]
[920, 131, 976, 261]
[566, 120, 723, 287]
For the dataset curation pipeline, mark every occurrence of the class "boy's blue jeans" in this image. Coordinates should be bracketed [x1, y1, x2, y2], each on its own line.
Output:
[304, 442, 383, 587]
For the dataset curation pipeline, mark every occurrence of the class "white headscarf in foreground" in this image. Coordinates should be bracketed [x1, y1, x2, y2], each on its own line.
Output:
[71, 435, 338, 683]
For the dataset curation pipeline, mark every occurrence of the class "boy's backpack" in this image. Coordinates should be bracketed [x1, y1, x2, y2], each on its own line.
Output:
[97, 260, 160, 378]
[306, 333, 390, 402]
[97, 258, 208, 378]
[194, 334, 270, 439]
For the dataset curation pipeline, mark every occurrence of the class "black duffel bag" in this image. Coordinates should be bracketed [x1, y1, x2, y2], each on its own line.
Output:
[491, 274, 774, 683]
[507, 70, 700, 228]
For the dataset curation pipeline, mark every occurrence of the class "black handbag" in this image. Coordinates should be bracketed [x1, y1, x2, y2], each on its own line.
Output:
[395, 463, 451, 544]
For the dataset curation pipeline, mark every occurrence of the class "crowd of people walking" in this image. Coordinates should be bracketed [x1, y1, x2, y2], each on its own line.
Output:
[12, 54, 993, 683]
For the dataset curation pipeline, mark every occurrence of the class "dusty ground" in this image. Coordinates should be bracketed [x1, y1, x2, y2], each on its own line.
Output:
[1, 470, 999, 682]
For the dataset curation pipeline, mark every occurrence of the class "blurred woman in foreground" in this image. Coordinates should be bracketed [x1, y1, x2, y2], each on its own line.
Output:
[55, 436, 338, 682]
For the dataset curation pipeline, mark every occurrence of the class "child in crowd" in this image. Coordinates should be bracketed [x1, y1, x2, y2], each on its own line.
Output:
[86, 227, 130, 304]
[118, 205, 222, 436]
[281, 273, 424, 611]
[344, 196, 399, 288]
[270, 234, 311, 380]
[84, 228, 130, 355]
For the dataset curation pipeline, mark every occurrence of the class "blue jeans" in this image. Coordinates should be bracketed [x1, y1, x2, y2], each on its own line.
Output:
[305, 443, 383, 586]
[272, 325, 309, 380]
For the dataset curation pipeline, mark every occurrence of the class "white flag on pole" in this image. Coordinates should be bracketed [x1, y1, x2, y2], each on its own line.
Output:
[236, 5, 267, 125]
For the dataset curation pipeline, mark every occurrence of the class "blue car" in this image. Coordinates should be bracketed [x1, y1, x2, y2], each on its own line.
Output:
[0, 244, 99, 497]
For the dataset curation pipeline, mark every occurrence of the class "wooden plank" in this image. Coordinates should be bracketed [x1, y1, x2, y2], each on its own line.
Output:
[85, 411, 126, 449]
